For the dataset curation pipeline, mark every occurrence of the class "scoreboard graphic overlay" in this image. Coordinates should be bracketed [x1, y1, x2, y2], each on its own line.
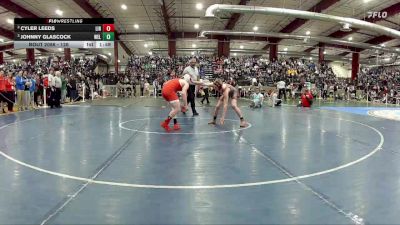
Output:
[14, 18, 115, 49]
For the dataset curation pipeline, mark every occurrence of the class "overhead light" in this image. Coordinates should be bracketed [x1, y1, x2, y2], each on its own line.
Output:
[191, 51, 195, 55]
[13, 59, 15, 62]
[283, 47, 288, 51]
[149, 51, 153, 55]
[196, 3, 203, 10]
[348, 36, 353, 41]
[340, 23, 352, 32]
[309, 57, 312, 60]
[58, 48, 62, 51]
[0, 39, 4, 42]
[55, 9, 63, 16]
[396, 48, 399, 52]
[121, 4, 127, 10]
[306, 31, 311, 35]
[71, 54, 74, 57]
[233, 53, 237, 56]
[118, 59, 121, 63]
[240, 45, 244, 49]
[253, 26, 258, 31]
[194, 23, 199, 29]
[134, 24, 139, 29]
[192, 43, 196, 48]
[107, 52, 112, 56]
[144, 43, 148, 48]
[380, 43, 385, 47]
[6, 18, 13, 24]
[323, 51, 327, 54]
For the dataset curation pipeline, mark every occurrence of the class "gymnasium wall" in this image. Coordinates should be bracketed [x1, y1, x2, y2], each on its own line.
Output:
[329, 62, 351, 78]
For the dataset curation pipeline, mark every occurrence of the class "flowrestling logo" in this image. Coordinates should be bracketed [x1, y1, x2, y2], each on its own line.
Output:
[367, 11, 388, 19]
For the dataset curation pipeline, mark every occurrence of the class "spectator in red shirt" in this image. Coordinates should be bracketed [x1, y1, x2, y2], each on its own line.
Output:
[0, 70, 6, 113]
[4, 72, 15, 112]
[299, 89, 313, 107]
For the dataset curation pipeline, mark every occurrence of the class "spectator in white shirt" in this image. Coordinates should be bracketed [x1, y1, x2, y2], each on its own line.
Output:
[46, 69, 55, 88]
[144, 80, 150, 97]
[250, 88, 264, 108]
[251, 77, 257, 86]
[152, 78, 159, 98]
[322, 82, 328, 99]
[269, 90, 282, 107]
[277, 80, 286, 101]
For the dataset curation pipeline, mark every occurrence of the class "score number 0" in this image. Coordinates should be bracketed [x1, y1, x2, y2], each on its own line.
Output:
[102, 24, 115, 41]
[102, 24, 114, 32]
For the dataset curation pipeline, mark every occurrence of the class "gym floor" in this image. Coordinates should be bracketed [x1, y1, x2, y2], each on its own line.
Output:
[0, 98, 399, 224]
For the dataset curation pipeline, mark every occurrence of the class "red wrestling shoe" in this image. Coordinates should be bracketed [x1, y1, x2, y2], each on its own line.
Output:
[173, 123, 181, 130]
[160, 121, 171, 131]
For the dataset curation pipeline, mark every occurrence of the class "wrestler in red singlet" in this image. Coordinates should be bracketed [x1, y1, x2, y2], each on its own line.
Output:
[162, 79, 182, 102]
[160, 78, 189, 131]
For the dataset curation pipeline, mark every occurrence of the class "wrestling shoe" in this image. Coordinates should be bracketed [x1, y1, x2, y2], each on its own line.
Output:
[160, 121, 171, 131]
[240, 120, 248, 128]
[208, 120, 216, 125]
[173, 123, 181, 130]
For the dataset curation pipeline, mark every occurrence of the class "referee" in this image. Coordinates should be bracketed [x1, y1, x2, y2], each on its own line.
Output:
[182, 58, 199, 116]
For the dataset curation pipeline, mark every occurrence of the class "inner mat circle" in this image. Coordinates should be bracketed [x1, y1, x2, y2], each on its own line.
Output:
[119, 117, 252, 135]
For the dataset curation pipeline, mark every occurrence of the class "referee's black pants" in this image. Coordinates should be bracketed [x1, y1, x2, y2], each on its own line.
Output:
[187, 84, 197, 114]
[278, 88, 286, 101]
[55, 88, 61, 107]
[201, 88, 209, 104]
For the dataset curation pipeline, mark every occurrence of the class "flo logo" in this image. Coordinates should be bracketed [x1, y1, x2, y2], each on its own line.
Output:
[367, 11, 388, 19]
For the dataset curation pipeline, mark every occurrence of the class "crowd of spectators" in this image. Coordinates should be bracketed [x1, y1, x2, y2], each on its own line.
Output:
[356, 66, 400, 104]
[1, 53, 400, 114]
[122, 54, 400, 106]
[0, 55, 103, 113]
[124, 54, 338, 85]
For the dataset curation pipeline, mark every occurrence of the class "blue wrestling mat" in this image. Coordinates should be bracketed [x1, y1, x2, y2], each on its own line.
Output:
[321, 106, 400, 121]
